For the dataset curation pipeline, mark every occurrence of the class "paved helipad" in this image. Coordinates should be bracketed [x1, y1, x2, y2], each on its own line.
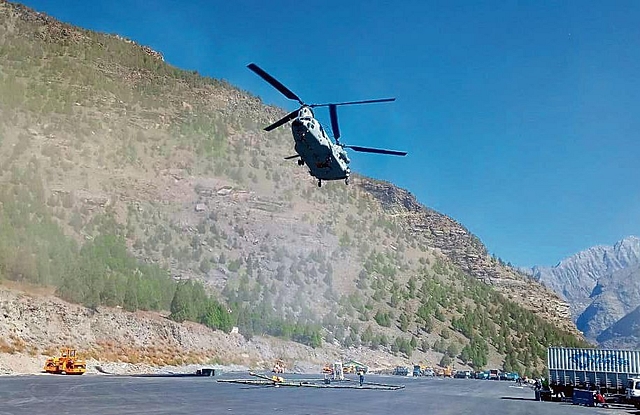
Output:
[0, 374, 618, 415]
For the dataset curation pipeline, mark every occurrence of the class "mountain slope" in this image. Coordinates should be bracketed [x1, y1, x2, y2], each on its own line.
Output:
[0, 283, 353, 374]
[597, 301, 640, 349]
[530, 236, 640, 341]
[532, 236, 640, 304]
[0, 0, 585, 376]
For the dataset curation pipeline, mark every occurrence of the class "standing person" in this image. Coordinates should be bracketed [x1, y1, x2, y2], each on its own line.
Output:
[534, 378, 542, 393]
[359, 370, 365, 387]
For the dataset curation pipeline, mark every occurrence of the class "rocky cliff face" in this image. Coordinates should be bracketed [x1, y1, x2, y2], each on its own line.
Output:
[361, 179, 575, 333]
[0, 284, 493, 375]
[0, 285, 389, 373]
[529, 236, 640, 342]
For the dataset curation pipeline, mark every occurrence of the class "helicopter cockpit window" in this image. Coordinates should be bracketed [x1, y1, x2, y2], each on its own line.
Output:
[299, 107, 313, 120]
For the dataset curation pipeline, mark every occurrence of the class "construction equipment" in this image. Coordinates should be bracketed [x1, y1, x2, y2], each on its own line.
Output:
[343, 360, 368, 374]
[43, 348, 86, 375]
[321, 362, 346, 380]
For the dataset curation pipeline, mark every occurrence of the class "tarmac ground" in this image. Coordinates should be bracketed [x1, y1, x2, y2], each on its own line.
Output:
[0, 373, 633, 415]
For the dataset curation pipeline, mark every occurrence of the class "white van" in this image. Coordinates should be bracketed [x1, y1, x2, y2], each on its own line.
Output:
[626, 377, 640, 408]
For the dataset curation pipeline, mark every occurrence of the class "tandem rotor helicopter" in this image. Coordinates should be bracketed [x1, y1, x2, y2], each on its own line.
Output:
[247, 63, 407, 187]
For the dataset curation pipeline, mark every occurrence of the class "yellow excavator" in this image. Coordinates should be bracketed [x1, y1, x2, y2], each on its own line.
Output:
[44, 348, 86, 375]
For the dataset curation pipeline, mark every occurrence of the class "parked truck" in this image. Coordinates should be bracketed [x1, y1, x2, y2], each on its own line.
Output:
[547, 346, 640, 399]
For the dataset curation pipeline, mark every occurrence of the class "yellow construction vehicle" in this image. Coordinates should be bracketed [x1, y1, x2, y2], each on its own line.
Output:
[44, 348, 86, 375]
[343, 360, 368, 374]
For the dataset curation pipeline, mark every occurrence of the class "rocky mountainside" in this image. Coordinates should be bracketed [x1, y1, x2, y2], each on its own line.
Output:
[0, 0, 585, 376]
[529, 236, 640, 343]
[0, 283, 384, 374]
[597, 297, 640, 349]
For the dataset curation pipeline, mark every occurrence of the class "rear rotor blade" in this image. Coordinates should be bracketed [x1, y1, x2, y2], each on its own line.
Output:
[247, 63, 304, 105]
[264, 109, 299, 131]
[283, 154, 300, 160]
[312, 98, 396, 108]
[345, 145, 407, 156]
[329, 104, 340, 141]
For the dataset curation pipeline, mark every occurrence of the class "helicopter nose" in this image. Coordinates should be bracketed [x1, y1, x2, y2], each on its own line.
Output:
[292, 119, 304, 132]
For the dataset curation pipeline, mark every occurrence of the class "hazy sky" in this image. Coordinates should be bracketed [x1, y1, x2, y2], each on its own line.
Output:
[18, 0, 640, 267]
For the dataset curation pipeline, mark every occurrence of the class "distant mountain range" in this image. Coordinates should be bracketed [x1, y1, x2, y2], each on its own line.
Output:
[527, 236, 640, 347]
[598, 302, 640, 349]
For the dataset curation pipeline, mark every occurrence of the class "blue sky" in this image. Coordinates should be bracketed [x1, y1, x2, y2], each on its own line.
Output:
[18, 0, 640, 267]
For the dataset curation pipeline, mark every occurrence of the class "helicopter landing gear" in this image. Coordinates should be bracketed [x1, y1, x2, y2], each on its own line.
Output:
[317, 180, 322, 188]
[345, 176, 350, 185]
[297, 159, 304, 166]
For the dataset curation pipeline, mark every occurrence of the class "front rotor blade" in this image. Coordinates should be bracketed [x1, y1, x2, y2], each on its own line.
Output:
[312, 98, 396, 107]
[345, 145, 407, 156]
[329, 104, 340, 141]
[247, 63, 304, 105]
[264, 109, 299, 131]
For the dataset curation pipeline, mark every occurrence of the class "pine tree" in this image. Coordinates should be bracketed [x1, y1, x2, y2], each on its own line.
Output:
[399, 312, 410, 332]
[123, 274, 139, 312]
[439, 354, 452, 367]
[170, 281, 196, 322]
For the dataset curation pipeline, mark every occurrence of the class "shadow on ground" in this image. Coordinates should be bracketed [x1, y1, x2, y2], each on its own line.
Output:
[500, 397, 536, 401]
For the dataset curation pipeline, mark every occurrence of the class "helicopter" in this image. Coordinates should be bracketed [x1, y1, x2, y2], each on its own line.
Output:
[247, 63, 407, 187]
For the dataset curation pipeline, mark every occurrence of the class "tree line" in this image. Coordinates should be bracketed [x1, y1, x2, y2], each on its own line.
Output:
[0, 177, 320, 347]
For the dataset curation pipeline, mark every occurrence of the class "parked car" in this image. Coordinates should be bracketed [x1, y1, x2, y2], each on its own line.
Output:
[413, 365, 422, 377]
[504, 372, 520, 381]
[423, 368, 435, 377]
[393, 366, 409, 376]
[475, 371, 489, 380]
[454, 370, 472, 379]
